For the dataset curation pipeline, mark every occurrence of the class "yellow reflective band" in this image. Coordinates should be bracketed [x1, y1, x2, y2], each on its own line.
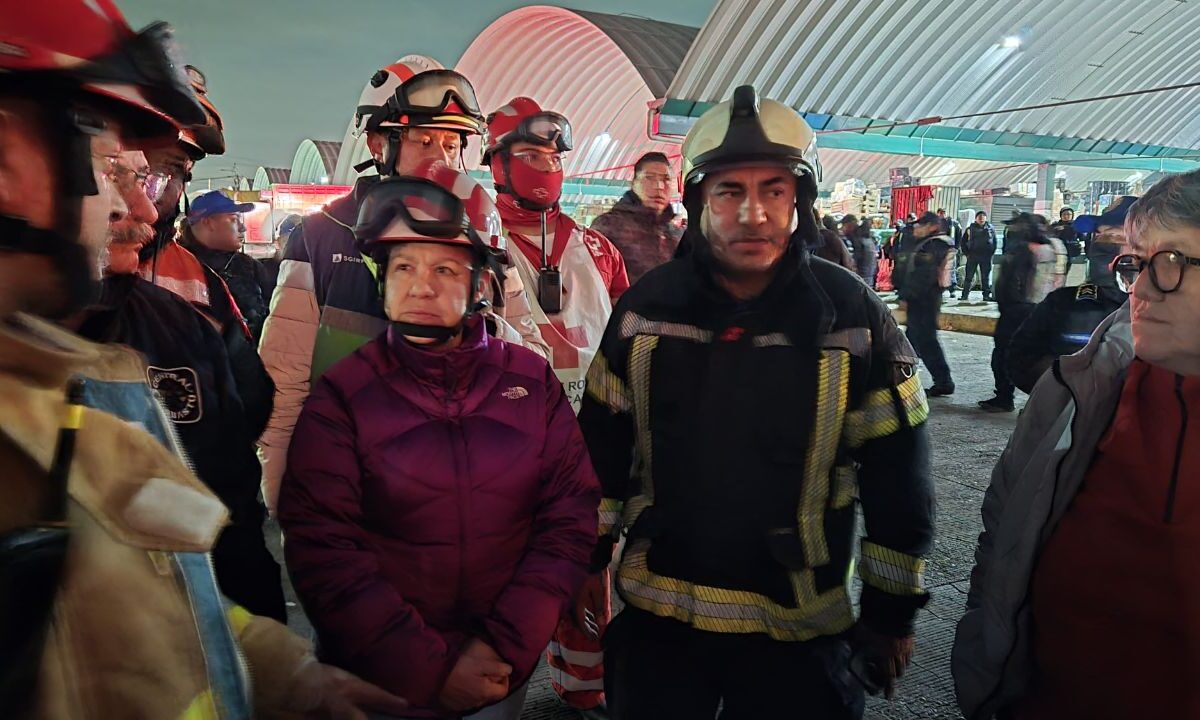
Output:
[226, 605, 253, 636]
[628, 335, 659, 503]
[859, 541, 926, 596]
[798, 350, 849, 570]
[63, 403, 84, 431]
[598, 498, 623, 536]
[843, 373, 929, 449]
[619, 541, 855, 642]
[178, 690, 219, 720]
[830, 464, 858, 509]
[584, 353, 632, 413]
[361, 253, 380, 283]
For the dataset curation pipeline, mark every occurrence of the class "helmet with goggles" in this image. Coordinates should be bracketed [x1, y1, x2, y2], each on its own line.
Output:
[356, 68, 485, 178]
[482, 96, 572, 164]
[382, 69, 486, 136]
[352, 57, 444, 138]
[354, 160, 507, 342]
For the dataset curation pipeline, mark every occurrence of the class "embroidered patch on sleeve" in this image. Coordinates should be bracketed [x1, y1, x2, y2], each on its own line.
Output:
[146, 366, 203, 424]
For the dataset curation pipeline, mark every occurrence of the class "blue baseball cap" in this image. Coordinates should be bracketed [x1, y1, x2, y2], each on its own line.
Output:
[188, 191, 254, 224]
[1073, 195, 1138, 234]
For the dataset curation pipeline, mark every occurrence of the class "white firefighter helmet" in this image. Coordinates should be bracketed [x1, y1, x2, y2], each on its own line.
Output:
[681, 85, 820, 193]
[352, 55, 443, 137]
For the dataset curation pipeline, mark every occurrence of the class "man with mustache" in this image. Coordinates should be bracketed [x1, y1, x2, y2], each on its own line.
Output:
[73, 149, 287, 623]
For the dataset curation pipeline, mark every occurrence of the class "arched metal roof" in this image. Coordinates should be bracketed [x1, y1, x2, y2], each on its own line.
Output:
[290, 139, 343, 183]
[252, 166, 290, 190]
[571, 11, 697, 97]
[670, 0, 1200, 149]
[456, 5, 688, 181]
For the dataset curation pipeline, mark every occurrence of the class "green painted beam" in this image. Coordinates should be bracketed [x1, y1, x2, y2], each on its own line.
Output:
[818, 131, 1200, 172]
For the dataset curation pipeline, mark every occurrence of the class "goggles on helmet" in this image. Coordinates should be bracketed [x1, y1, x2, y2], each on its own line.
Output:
[74, 21, 206, 130]
[509, 112, 573, 153]
[355, 177, 481, 248]
[390, 70, 484, 123]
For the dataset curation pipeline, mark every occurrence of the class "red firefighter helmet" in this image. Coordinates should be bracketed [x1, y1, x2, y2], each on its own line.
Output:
[0, 0, 206, 143]
[178, 65, 225, 159]
[482, 96, 572, 164]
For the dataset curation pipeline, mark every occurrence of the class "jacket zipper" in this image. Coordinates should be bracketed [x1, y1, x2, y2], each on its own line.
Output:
[446, 359, 469, 621]
[1164, 374, 1188, 523]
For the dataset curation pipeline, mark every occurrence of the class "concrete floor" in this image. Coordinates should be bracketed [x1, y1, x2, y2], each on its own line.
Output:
[271, 329, 1025, 720]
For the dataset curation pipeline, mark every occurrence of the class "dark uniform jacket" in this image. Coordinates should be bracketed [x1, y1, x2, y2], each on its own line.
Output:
[897, 234, 953, 304]
[78, 275, 274, 521]
[77, 274, 283, 619]
[579, 245, 935, 640]
[187, 243, 276, 342]
[962, 222, 997, 259]
[591, 191, 682, 286]
[1007, 283, 1127, 393]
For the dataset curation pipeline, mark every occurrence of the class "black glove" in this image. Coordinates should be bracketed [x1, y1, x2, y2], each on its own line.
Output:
[850, 624, 914, 700]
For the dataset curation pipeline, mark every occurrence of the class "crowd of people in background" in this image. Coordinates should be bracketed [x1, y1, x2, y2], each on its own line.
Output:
[4, 2, 1199, 720]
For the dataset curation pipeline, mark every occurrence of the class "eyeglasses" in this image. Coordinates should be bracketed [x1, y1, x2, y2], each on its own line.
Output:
[1113, 250, 1200, 294]
[113, 163, 172, 203]
[512, 150, 563, 172]
[638, 172, 672, 187]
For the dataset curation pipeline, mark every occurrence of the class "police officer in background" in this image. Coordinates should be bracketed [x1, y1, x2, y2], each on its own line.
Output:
[1007, 198, 1132, 393]
[1049, 206, 1082, 258]
[580, 86, 934, 720]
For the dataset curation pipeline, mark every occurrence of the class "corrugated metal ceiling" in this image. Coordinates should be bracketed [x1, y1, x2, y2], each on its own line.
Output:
[819, 149, 1152, 192]
[670, 0, 1200, 149]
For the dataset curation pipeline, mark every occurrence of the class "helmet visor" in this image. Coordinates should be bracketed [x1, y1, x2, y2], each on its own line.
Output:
[393, 70, 483, 120]
[76, 22, 206, 129]
[355, 177, 469, 244]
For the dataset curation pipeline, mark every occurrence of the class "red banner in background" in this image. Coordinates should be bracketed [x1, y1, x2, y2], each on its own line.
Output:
[890, 185, 935, 224]
[262, 184, 352, 214]
[243, 202, 273, 245]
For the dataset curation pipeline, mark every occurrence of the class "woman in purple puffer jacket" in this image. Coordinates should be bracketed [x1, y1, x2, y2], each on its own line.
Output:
[278, 162, 600, 720]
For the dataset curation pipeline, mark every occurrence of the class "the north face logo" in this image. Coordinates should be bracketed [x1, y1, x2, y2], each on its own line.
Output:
[146, 366, 203, 424]
[502, 386, 529, 400]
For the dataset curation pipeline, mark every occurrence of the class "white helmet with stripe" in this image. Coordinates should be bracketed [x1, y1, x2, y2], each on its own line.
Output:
[352, 55, 443, 137]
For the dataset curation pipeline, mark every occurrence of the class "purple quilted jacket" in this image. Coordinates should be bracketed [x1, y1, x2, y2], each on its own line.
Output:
[278, 317, 599, 714]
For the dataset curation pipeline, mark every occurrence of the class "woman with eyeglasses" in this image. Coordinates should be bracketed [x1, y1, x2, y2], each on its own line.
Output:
[277, 160, 600, 720]
[954, 172, 1200, 720]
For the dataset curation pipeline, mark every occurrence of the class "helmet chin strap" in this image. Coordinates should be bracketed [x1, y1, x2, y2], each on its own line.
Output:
[390, 320, 460, 344]
[0, 97, 103, 317]
[388, 266, 493, 346]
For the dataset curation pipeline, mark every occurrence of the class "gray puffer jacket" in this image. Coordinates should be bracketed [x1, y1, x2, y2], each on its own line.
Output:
[952, 303, 1131, 719]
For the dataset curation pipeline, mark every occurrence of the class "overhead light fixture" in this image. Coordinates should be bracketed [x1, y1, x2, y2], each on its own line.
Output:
[1002, 36, 1022, 48]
